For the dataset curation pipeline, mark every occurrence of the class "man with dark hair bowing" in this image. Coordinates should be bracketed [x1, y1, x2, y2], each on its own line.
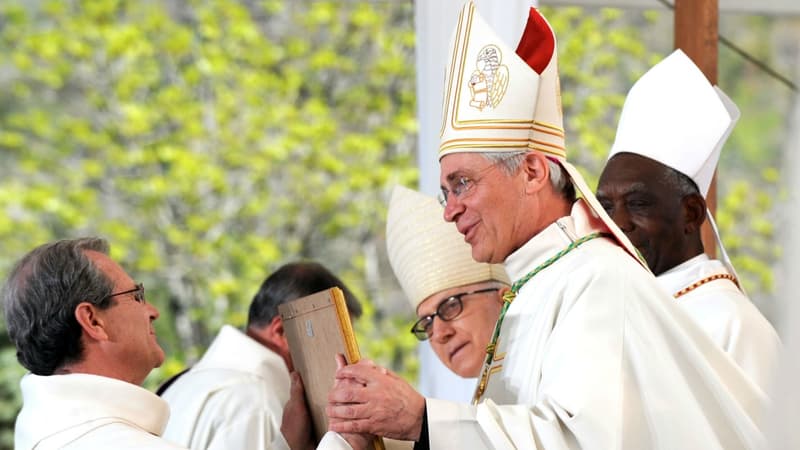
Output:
[325, 2, 766, 449]
[161, 262, 362, 450]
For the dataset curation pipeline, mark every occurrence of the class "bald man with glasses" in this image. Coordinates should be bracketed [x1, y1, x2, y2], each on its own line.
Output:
[387, 185, 510, 381]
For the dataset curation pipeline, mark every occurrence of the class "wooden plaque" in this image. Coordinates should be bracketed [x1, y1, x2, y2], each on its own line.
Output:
[278, 287, 384, 449]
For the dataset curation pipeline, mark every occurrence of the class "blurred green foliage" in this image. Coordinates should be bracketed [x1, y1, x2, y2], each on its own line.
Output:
[0, 1, 788, 448]
[0, 0, 419, 446]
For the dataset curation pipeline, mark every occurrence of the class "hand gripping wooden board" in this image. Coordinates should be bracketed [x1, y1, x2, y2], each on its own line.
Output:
[278, 287, 385, 449]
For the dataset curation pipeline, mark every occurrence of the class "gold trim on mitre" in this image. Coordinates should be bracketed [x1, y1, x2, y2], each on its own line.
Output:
[386, 185, 511, 312]
[437, 1, 647, 269]
[439, 1, 550, 158]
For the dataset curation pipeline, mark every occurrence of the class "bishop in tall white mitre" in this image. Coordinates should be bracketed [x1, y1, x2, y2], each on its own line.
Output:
[325, 2, 768, 449]
[596, 50, 781, 392]
[427, 2, 768, 448]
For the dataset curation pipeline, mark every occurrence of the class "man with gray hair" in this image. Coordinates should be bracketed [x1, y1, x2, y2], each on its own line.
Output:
[327, 3, 767, 449]
[3, 237, 184, 449]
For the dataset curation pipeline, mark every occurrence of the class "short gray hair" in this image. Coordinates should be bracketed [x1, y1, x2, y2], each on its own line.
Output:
[663, 166, 701, 198]
[2, 237, 115, 375]
[482, 151, 576, 202]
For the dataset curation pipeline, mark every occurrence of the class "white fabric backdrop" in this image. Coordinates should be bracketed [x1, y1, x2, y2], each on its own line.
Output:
[766, 60, 800, 448]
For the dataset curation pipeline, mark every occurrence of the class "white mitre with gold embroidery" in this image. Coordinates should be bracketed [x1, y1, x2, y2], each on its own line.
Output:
[607, 49, 740, 198]
[386, 185, 510, 312]
[439, 1, 563, 158]
[438, 1, 646, 268]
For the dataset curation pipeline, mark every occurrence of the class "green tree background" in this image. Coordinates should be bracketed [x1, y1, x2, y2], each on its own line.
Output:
[0, 1, 793, 447]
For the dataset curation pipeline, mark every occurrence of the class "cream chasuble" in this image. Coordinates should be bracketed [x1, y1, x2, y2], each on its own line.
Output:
[658, 254, 781, 391]
[425, 201, 766, 450]
[16, 373, 185, 450]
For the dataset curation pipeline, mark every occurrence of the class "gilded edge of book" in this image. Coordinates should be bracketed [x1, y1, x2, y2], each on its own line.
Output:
[332, 287, 361, 363]
[330, 288, 385, 450]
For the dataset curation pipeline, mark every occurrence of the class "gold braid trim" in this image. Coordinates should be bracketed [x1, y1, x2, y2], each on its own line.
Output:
[673, 273, 738, 299]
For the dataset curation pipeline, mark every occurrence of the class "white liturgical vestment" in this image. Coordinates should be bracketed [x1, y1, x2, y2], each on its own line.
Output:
[161, 325, 290, 450]
[423, 200, 766, 449]
[15, 373, 185, 450]
[658, 254, 781, 390]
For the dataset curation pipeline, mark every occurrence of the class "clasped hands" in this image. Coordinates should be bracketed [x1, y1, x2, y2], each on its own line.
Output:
[282, 354, 426, 450]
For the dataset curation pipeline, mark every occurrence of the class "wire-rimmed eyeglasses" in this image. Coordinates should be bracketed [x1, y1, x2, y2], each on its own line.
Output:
[438, 176, 475, 207]
[437, 154, 520, 208]
[102, 283, 146, 304]
[410, 288, 499, 341]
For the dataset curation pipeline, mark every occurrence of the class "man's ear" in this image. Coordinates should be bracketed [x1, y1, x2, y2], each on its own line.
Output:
[74, 302, 109, 341]
[521, 152, 550, 194]
[266, 315, 285, 337]
[682, 193, 707, 234]
[265, 316, 289, 352]
[261, 316, 293, 370]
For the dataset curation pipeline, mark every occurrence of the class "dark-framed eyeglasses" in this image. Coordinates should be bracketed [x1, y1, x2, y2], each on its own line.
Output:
[102, 283, 146, 304]
[410, 287, 499, 341]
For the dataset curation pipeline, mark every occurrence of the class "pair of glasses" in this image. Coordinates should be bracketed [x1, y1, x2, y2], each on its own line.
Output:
[410, 288, 499, 341]
[438, 155, 520, 207]
[102, 283, 146, 304]
[438, 176, 474, 207]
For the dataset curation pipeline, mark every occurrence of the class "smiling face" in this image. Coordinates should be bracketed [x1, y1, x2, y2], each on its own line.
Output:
[439, 152, 529, 264]
[85, 251, 165, 383]
[596, 153, 697, 275]
[416, 281, 504, 378]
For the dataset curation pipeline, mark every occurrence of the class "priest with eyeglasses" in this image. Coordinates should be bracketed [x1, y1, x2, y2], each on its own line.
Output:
[323, 3, 768, 450]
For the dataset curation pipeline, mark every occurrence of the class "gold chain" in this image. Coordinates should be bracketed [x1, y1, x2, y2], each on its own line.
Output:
[673, 273, 738, 299]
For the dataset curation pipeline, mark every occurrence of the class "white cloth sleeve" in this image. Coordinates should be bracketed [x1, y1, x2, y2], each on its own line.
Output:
[317, 431, 354, 450]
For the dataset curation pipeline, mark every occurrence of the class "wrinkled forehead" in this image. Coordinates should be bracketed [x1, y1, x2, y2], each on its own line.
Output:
[598, 152, 672, 190]
[439, 152, 491, 182]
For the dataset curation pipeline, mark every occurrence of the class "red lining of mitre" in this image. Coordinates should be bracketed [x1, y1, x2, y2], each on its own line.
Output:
[515, 8, 555, 75]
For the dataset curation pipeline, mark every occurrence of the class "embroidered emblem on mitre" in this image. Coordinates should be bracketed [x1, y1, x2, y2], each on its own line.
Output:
[468, 45, 509, 111]
[386, 185, 510, 311]
[439, 1, 564, 160]
[438, 1, 649, 270]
